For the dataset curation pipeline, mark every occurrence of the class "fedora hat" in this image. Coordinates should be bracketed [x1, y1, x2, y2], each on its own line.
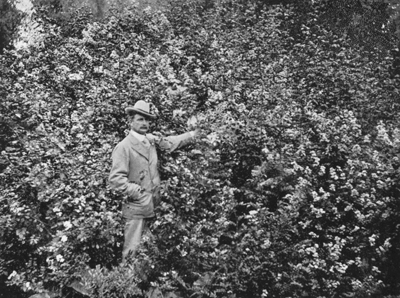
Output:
[125, 100, 156, 119]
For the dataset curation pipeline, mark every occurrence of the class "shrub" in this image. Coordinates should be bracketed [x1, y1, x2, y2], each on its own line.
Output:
[1, 1, 400, 297]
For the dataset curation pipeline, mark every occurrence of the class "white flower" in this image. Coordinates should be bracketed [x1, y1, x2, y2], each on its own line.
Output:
[63, 221, 72, 230]
[207, 132, 219, 145]
[53, 206, 62, 216]
[249, 210, 258, 216]
[24, 282, 32, 291]
[56, 254, 65, 262]
[262, 289, 268, 298]
[352, 144, 361, 154]
[68, 72, 84, 81]
[110, 50, 119, 59]
[61, 235, 68, 242]
[261, 148, 269, 154]
[58, 65, 70, 73]
[369, 235, 377, 246]
[94, 66, 103, 73]
[8, 271, 18, 280]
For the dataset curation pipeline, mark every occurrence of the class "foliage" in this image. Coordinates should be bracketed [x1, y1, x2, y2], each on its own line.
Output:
[1, 0, 400, 297]
[293, 0, 398, 50]
[291, 0, 400, 76]
[286, 7, 400, 132]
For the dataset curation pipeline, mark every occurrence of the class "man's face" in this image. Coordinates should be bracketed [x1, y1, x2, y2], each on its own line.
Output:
[130, 114, 151, 135]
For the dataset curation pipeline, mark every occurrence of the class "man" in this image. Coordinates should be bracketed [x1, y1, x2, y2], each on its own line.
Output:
[109, 100, 197, 262]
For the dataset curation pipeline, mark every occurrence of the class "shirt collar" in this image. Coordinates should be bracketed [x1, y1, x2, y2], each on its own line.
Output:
[130, 130, 146, 142]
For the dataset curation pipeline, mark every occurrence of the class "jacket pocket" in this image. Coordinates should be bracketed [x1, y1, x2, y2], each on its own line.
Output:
[135, 191, 152, 205]
[122, 192, 154, 219]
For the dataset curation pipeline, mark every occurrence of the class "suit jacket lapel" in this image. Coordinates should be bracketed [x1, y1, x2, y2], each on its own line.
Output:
[127, 134, 149, 160]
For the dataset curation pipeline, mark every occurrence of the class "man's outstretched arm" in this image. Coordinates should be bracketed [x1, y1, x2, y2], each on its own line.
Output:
[148, 129, 199, 153]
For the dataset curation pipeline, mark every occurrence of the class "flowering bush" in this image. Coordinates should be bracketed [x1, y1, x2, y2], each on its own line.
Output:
[1, 0, 400, 297]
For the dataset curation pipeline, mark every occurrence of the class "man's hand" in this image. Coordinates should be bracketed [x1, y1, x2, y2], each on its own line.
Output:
[187, 116, 202, 138]
[187, 115, 198, 129]
[191, 128, 200, 138]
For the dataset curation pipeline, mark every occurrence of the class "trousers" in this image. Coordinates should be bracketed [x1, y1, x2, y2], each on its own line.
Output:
[122, 218, 149, 262]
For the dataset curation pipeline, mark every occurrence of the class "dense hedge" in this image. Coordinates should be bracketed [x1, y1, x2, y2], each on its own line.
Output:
[1, 0, 400, 297]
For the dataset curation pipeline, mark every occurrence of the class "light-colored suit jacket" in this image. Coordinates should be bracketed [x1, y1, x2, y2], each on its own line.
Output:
[109, 131, 194, 219]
